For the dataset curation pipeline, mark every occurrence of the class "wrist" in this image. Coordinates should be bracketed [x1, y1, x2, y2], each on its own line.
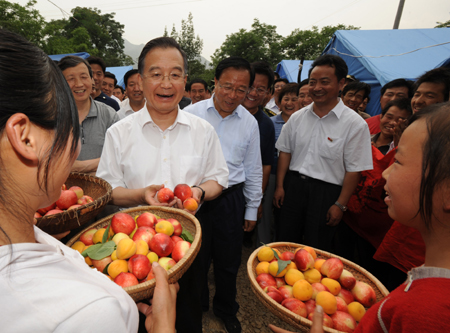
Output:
[334, 201, 347, 212]
[191, 185, 205, 202]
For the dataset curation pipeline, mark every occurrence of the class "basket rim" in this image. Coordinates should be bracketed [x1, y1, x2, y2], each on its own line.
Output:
[67, 206, 202, 297]
[247, 242, 390, 333]
[35, 172, 112, 226]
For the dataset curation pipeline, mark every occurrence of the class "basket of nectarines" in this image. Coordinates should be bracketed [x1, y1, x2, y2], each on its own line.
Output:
[247, 242, 389, 333]
[66, 206, 201, 302]
[35, 172, 112, 235]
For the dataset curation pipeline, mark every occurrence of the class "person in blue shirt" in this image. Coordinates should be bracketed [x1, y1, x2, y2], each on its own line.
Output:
[184, 56, 263, 333]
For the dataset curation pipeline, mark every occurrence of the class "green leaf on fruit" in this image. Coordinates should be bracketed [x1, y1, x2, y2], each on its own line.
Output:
[81, 243, 102, 257]
[271, 248, 291, 276]
[86, 241, 116, 260]
[102, 224, 111, 244]
[103, 262, 111, 274]
[180, 228, 193, 243]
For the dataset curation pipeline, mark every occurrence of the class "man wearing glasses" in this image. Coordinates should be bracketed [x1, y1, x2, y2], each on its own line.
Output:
[97, 37, 228, 333]
[184, 56, 263, 333]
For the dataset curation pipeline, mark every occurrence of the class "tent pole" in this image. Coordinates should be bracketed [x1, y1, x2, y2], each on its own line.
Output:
[393, 0, 405, 29]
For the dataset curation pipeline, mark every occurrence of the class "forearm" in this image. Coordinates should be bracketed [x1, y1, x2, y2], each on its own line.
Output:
[336, 172, 361, 205]
[111, 186, 145, 207]
[71, 158, 100, 174]
[262, 165, 271, 193]
[198, 180, 223, 201]
[276, 152, 291, 189]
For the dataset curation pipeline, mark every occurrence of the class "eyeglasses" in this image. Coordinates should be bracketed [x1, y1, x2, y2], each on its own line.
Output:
[249, 86, 268, 95]
[143, 71, 185, 82]
[217, 82, 248, 97]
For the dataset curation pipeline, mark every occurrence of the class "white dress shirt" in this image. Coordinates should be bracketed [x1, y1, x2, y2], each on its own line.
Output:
[96, 104, 229, 192]
[276, 99, 373, 186]
[117, 98, 138, 120]
[184, 97, 263, 221]
[265, 97, 281, 114]
[111, 94, 121, 104]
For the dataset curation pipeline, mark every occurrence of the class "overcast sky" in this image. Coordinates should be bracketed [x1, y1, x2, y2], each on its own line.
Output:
[15, 0, 450, 61]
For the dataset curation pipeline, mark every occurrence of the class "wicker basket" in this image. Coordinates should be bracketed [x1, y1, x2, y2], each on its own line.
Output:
[247, 242, 389, 333]
[35, 173, 112, 235]
[66, 206, 202, 302]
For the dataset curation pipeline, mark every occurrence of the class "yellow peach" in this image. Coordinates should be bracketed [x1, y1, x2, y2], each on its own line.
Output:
[111, 250, 118, 261]
[257, 246, 274, 262]
[304, 268, 322, 284]
[155, 220, 174, 236]
[116, 238, 137, 260]
[147, 251, 159, 264]
[269, 261, 289, 278]
[285, 269, 305, 286]
[71, 241, 86, 254]
[92, 229, 106, 244]
[256, 261, 270, 276]
[316, 291, 337, 315]
[135, 239, 149, 256]
[107, 259, 128, 279]
[348, 301, 366, 322]
[292, 279, 313, 301]
[321, 277, 341, 296]
[314, 258, 326, 272]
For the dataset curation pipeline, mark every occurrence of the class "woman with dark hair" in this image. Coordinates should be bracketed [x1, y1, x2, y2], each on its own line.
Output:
[270, 102, 450, 332]
[0, 29, 176, 333]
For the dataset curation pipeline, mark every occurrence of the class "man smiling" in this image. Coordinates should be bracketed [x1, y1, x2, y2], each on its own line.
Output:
[117, 69, 145, 119]
[274, 54, 372, 252]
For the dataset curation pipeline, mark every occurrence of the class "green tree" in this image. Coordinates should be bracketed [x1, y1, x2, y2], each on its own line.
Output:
[44, 7, 133, 66]
[435, 19, 450, 28]
[211, 19, 283, 69]
[0, 0, 45, 47]
[169, 13, 205, 79]
[282, 24, 359, 61]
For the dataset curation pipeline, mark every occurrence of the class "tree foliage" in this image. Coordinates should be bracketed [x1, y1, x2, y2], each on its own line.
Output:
[435, 19, 450, 28]
[0, 0, 45, 47]
[282, 24, 359, 61]
[169, 13, 205, 80]
[211, 19, 283, 69]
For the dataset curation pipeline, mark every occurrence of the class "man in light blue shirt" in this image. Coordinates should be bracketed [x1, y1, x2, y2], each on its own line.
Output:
[184, 56, 262, 333]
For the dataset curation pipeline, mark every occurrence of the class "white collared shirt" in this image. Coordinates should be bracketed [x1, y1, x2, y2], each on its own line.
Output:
[265, 97, 281, 114]
[117, 98, 139, 120]
[96, 104, 229, 191]
[276, 99, 373, 186]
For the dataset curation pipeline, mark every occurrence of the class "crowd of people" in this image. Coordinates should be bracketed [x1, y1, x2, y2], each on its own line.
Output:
[1, 27, 450, 333]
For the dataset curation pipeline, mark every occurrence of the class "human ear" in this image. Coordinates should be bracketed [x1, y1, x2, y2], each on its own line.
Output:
[5, 113, 39, 165]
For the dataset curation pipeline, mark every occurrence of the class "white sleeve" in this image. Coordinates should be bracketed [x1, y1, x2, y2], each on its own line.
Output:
[96, 128, 127, 189]
[344, 121, 374, 172]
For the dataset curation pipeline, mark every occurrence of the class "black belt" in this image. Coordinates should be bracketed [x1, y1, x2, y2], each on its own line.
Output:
[289, 170, 312, 180]
[221, 182, 244, 196]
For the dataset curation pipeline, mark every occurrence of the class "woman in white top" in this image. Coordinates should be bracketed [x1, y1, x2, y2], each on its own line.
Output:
[0, 29, 176, 333]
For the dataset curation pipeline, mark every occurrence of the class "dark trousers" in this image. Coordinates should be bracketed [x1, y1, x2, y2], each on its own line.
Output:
[276, 171, 342, 252]
[196, 186, 245, 319]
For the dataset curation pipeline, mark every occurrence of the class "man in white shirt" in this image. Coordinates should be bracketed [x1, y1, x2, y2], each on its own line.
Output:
[273, 54, 373, 252]
[184, 56, 262, 333]
[117, 69, 145, 119]
[96, 37, 228, 333]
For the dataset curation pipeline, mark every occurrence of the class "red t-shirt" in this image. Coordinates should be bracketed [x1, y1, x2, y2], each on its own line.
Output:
[356, 270, 450, 332]
[366, 114, 381, 135]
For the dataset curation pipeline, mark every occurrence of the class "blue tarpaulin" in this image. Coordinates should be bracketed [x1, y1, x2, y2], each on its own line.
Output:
[322, 28, 450, 116]
[276, 60, 313, 83]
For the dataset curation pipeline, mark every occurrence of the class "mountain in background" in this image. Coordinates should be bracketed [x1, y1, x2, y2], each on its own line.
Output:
[124, 39, 211, 69]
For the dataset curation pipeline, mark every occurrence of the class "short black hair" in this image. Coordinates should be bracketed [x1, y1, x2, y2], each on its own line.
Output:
[189, 78, 208, 91]
[185, 81, 191, 92]
[278, 83, 299, 104]
[138, 37, 188, 75]
[272, 78, 289, 93]
[104, 72, 117, 86]
[250, 61, 274, 90]
[58, 56, 93, 78]
[298, 79, 309, 90]
[124, 69, 139, 88]
[215, 56, 254, 87]
[381, 98, 412, 117]
[86, 56, 106, 74]
[414, 67, 450, 102]
[114, 85, 124, 94]
[342, 81, 371, 100]
[309, 54, 348, 82]
[380, 78, 414, 98]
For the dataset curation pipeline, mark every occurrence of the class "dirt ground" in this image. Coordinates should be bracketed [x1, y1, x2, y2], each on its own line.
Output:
[201, 244, 299, 333]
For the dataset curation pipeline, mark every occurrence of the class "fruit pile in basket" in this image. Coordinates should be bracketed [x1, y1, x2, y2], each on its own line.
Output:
[255, 246, 377, 332]
[35, 184, 93, 218]
[70, 211, 194, 288]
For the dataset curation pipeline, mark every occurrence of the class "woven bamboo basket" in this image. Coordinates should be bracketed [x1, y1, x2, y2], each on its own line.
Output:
[66, 206, 202, 302]
[35, 173, 112, 235]
[247, 242, 389, 333]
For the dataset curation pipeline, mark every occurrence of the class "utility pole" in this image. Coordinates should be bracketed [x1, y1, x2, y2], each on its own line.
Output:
[393, 0, 405, 29]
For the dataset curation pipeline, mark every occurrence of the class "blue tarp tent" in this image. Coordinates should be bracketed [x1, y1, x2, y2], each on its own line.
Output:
[276, 60, 313, 83]
[49, 52, 133, 89]
[323, 28, 450, 116]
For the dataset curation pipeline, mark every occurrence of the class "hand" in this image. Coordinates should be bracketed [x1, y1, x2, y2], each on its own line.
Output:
[268, 305, 324, 333]
[273, 187, 285, 209]
[392, 118, 407, 148]
[257, 203, 263, 220]
[144, 184, 172, 207]
[137, 262, 179, 333]
[326, 204, 343, 226]
[243, 220, 257, 232]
